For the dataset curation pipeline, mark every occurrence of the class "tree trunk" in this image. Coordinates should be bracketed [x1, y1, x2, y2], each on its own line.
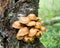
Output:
[0, 0, 45, 48]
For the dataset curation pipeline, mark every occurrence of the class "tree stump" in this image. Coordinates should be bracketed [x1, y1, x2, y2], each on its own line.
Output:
[0, 0, 45, 48]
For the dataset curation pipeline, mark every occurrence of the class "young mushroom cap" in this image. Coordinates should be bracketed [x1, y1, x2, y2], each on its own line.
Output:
[26, 21, 36, 26]
[41, 26, 46, 32]
[19, 17, 30, 24]
[36, 17, 42, 20]
[29, 28, 39, 37]
[27, 13, 37, 20]
[24, 36, 34, 42]
[16, 35, 23, 40]
[40, 21, 44, 24]
[17, 27, 29, 36]
[35, 22, 42, 29]
[36, 31, 42, 38]
[12, 21, 22, 29]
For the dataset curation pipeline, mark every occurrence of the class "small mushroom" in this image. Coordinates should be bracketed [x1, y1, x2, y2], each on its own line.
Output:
[26, 21, 36, 26]
[35, 22, 42, 29]
[16, 35, 23, 40]
[12, 21, 22, 29]
[19, 17, 30, 24]
[17, 27, 29, 36]
[36, 17, 42, 20]
[40, 21, 44, 24]
[24, 36, 34, 42]
[41, 26, 46, 32]
[36, 31, 42, 38]
[29, 28, 39, 37]
[27, 14, 37, 20]
[27, 14, 42, 21]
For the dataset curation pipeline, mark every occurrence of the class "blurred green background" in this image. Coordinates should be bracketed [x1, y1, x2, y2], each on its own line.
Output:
[39, 0, 60, 48]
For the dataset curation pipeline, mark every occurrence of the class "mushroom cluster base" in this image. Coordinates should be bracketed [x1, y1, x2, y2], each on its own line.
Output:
[19, 38, 45, 48]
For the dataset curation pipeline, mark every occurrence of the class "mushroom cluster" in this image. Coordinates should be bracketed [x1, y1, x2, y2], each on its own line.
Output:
[12, 14, 46, 42]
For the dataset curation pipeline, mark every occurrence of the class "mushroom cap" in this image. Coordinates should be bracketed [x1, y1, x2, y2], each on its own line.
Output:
[36, 31, 42, 38]
[12, 21, 22, 29]
[16, 35, 23, 40]
[26, 21, 36, 26]
[41, 26, 46, 32]
[40, 21, 44, 24]
[35, 22, 42, 29]
[17, 27, 29, 36]
[19, 17, 30, 24]
[36, 17, 42, 20]
[24, 36, 34, 42]
[27, 14, 37, 20]
[29, 28, 39, 37]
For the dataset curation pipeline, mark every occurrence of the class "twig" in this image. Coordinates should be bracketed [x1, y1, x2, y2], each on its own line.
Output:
[44, 16, 60, 25]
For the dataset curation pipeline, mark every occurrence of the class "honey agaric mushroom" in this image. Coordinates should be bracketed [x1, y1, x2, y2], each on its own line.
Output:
[19, 17, 30, 24]
[11, 13, 46, 42]
[27, 14, 42, 21]
[36, 31, 42, 38]
[26, 21, 36, 26]
[29, 28, 39, 37]
[17, 27, 29, 36]
[27, 14, 37, 20]
[24, 36, 34, 42]
[36, 17, 42, 20]
[41, 26, 46, 32]
[35, 22, 42, 29]
[12, 21, 22, 29]
[40, 21, 44, 24]
[16, 35, 23, 40]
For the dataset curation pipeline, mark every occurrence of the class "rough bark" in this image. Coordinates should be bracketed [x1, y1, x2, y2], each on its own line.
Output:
[0, 0, 45, 48]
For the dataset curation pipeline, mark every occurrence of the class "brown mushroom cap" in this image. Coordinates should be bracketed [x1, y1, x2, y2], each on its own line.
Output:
[12, 21, 22, 29]
[17, 27, 29, 36]
[16, 35, 23, 40]
[36, 31, 42, 38]
[29, 28, 39, 37]
[19, 17, 30, 24]
[40, 21, 44, 24]
[35, 22, 42, 29]
[27, 14, 37, 20]
[41, 26, 46, 32]
[26, 21, 36, 26]
[24, 36, 34, 42]
[36, 17, 42, 20]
